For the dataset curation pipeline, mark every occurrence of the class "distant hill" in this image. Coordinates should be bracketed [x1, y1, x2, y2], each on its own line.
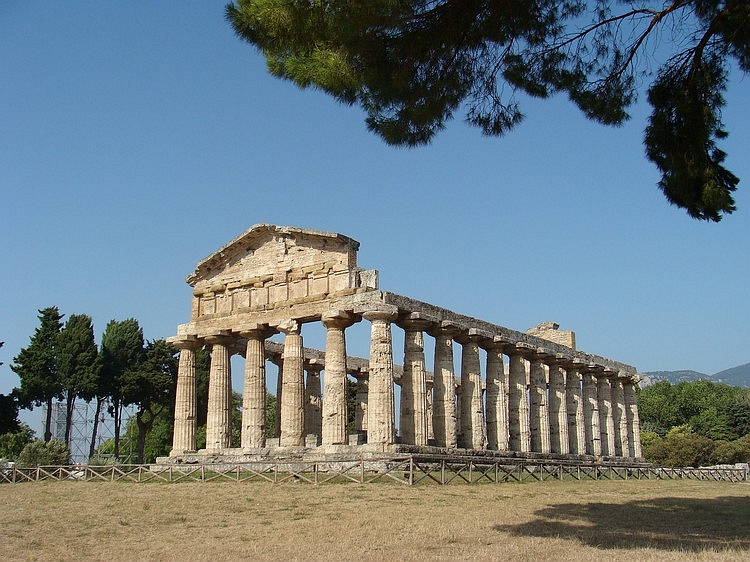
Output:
[641, 363, 750, 388]
[712, 363, 750, 387]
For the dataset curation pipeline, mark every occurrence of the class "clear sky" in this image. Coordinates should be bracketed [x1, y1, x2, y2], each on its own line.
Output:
[2, 3, 749, 429]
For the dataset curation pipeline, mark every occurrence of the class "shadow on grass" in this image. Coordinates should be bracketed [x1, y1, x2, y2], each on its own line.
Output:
[493, 495, 750, 552]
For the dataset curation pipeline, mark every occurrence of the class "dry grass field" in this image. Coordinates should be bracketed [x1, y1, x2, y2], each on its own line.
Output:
[1, 479, 749, 561]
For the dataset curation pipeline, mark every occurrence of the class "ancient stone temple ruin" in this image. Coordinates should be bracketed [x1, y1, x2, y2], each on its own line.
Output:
[166, 224, 642, 463]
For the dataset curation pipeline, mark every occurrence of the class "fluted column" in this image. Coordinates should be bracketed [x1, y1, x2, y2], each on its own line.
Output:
[239, 326, 274, 449]
[354, 371, 369, 434]
[429, 323, 458, 448]
[399, 315, 431, 446]
[610, 374, 629, 457]
[170, 337, 201, 455]
[565, 362, 585, 455]
[548, 357, 569, 455]
[205, 334, 233, 452]
[363, 307, 398, 448]
[278, 320, 304, 447]
[270, 355, 283, 439]
[321, 311, 357, 445]
[457, 334, 485, 450]
[484, 340, 508, 451]
[304, 363, 323, 446]
[507, 349, 531, 452]
[582, 368, 601, 456]
[624, 376, 643, 457]
[597, 369, 616, 456]
[528, 351, 551, 454]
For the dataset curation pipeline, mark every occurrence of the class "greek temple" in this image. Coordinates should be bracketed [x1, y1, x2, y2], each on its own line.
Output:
[166, 224, 642, 462]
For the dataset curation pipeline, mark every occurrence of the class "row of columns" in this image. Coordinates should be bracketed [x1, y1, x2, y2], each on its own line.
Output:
[171, 309, 642, 458]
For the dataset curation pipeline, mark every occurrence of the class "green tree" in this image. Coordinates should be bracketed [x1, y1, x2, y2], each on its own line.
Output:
[0, 392, 21, 436]
[227, 1, 749, 221]
[57, 314, 100, 448]
[100, 318, 145, 460]
[11, 307, 64, 441]
[120, 339, 178, 464]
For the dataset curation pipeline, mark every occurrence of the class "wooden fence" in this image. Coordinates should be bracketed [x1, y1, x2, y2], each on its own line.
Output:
[2, 456, 747, 485]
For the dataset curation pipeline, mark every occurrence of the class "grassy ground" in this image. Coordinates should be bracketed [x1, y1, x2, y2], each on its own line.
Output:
[2, 479, 749, 561]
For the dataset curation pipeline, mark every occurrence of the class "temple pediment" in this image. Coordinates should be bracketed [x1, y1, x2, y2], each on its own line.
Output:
[187, 224, 377, 320]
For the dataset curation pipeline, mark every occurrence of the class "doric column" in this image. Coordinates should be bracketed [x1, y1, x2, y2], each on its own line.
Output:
[507, 347, 531, 452]
[548, 356, 569, 455]
[362, 307, 398, 448]
[304, 362, 323, 446]
[205, 334, 234, 452]
[624, 376, 643, 457]
[429, 323, 459, 448]
[610, 374, 629, 457]
[528, 350, 551, 454]
[399, 315, 431, 446]
[457, 333, 485, 450]
[426, 380, 434, 442]
[353, 370, 369, 434]
[278, 320, 305, 447]
[169, 336, 201, 456]
[565, 361, 585, 455]
[321, 311, 357, 445]
[596, 369, 616, 456]
[269, 354, 283, 439]
[484, 339, 509, 451]
[238, 325, 274, 449]
[582, 366, 601, 456]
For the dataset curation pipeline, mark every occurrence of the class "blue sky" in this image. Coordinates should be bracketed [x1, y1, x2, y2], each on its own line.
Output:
[2, 3, 749, 428]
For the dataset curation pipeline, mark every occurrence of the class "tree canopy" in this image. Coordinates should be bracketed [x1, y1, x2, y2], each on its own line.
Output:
[226, 0, 749, 221]
[11, 307, 64, 441]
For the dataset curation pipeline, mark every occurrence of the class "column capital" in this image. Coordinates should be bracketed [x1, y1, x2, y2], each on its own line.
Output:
[454, 329, 484, 345]
[234, 322, 277, 339]
[397, 311, 437, 331]
[358, 304, 398, 323]
[166, 335, 203, 350]
[321, 309, 358, 329]
[273, 319, 301, 335]
[202, 330, 234, 346]
[305, 358, 324, 373]
[426, 320, 461, 338]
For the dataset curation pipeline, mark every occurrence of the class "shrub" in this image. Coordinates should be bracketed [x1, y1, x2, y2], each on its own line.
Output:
[644, 431, 715, 467]
[0, 423, 34, 461]
[16, 439, 71, 467]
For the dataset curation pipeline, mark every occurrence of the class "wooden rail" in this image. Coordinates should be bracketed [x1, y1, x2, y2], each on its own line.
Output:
[1, 457, 746, 485]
